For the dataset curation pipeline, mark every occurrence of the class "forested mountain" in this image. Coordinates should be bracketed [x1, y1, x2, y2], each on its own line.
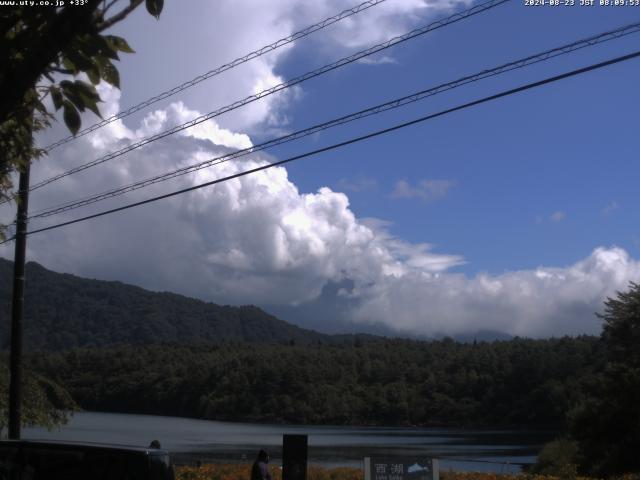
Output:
[29, 336, 604, 428]
[2, 257, 635, 476]
[0, 258, 609, 429]
[0, 259, 328, 350]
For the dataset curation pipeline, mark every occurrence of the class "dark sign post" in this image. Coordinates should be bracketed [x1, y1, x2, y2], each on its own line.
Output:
[364, 457, 439, 480]
[282, 434, 308, 480]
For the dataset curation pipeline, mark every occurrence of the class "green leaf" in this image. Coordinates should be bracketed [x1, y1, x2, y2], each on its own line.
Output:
[64, 49, 94, 72]
[100, 60, 120, 89]
[73, 80, 100, 101]
[58, 80, 73, 89]
[59, 81, 85, 112]
[73, 81, 102, 118]
[62, 101, 81, 135]
[145, 0, 163, 19]
[105, 35, 135, 54]
[79, 96, 101, 118]
[76, 34, 119, 61]
[64, 92, 86, 112]
[50, 87, 63, 111]
[93, 55, 108, 71]
[94, 35, 120, 60]
[61, 91, 98, 118]
[86, 63, 100, 85]
[61, 56, 78, 75]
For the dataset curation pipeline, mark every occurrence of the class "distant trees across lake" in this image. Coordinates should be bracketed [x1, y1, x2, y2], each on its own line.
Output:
[28, 335, 603, 429]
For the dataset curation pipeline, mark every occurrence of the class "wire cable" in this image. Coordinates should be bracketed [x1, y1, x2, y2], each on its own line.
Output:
[28, 0, 509, 193]
[42, 0, 390, 152]
[10, 49, 637, 241]
[27, 21, 640, 220]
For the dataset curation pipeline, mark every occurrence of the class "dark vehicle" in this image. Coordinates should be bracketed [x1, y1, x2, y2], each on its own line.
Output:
[0, 440, 175, 480]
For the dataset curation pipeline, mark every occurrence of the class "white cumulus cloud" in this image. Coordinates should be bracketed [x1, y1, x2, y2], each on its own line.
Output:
[1, 0, 638, 341]
[2, 86, 639, 338]
[350, 246, 640, 337]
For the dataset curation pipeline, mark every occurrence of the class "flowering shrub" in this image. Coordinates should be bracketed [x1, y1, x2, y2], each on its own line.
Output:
[176, 463, 280, 480]
[175, 464, 354, 480]
[174, 464, 640, 480]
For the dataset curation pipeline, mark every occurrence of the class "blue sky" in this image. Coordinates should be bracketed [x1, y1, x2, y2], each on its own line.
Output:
[270, 2, 640, 275]
[1, 0, 639, 338]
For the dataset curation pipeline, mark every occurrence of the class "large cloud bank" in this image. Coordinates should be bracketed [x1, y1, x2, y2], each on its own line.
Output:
[1, 0, 638, 339]
[351, 246, 640, 337]
[3, 85, 638, 338]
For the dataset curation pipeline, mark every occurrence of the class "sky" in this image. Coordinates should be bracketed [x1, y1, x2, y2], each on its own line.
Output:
[2, 0, 640, 338]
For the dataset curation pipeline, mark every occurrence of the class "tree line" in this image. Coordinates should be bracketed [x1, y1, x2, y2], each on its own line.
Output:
[27, 335, 602, 429]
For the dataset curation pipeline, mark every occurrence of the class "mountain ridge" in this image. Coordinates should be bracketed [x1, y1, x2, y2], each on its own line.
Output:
[0, 258, 512, 350]
[0, 258, 330, 351]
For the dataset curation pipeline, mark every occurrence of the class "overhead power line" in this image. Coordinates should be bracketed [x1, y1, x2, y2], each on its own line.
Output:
[11, 49, 638, 241]
[28, 0, 509, 193]
[43, 0, 390, 152]
[27, 21, 640, 220]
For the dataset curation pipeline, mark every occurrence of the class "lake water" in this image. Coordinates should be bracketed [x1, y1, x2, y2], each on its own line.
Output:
[23, 412, 553, 473]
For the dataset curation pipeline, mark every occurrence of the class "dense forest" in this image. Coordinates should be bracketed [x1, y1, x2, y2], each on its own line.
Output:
[27, 336, 603, 429]
[0, 258, 608, 429]
[0, 259, 329, 350]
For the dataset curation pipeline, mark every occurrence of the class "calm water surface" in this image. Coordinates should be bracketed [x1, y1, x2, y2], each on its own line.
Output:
[23, 412, 552, 473]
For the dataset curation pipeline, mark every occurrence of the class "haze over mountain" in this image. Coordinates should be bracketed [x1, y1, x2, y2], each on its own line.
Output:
[0, 259, 513, 351]
[264, 279, 512, 341]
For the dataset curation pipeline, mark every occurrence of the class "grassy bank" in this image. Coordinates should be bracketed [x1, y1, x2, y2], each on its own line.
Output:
[175, 464, 360, 480]
[174, 464, 640, 480]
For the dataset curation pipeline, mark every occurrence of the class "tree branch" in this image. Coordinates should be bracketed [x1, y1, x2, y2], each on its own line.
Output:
[102, 0, 122, 16]
[50, 66, 74, 75]
[96, 0, 144, 32]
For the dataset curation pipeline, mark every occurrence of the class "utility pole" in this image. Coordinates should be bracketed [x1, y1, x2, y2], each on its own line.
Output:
[8, 161, 31, 440]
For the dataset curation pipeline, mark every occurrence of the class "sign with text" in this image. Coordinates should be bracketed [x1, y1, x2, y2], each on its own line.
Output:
[283, 434, 308, 480]
[364, 457, 439, 480]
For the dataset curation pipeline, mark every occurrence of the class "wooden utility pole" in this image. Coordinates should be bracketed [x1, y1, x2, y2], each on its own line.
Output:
[8, 162, 31, 440]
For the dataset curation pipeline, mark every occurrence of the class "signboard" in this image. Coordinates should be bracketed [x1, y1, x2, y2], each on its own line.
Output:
[364, 457, 439, 480]
[283, 434, 308, 480]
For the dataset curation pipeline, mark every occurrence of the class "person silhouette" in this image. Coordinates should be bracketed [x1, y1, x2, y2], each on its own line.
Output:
[251, 449, 272, 480]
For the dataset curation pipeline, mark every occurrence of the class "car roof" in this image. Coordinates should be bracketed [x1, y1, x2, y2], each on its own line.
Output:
[0, 439, 169, 456]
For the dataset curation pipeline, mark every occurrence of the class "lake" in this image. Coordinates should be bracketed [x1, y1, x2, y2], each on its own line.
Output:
[23, 412, 553, 473]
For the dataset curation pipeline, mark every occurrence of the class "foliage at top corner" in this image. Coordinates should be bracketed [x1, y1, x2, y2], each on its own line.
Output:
[0, 0, 164, 209]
